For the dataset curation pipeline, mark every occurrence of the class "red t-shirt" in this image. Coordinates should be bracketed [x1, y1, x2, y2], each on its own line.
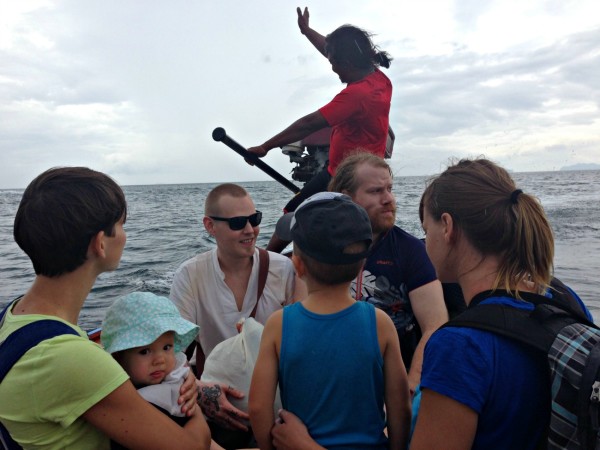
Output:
[319, 69, 392, 175]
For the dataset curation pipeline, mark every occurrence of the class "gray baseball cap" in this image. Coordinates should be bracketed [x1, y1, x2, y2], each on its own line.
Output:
[275, 192, 372, 265]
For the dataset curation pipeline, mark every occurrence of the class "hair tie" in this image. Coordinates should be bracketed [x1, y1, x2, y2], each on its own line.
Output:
[510, 189, 523, 204]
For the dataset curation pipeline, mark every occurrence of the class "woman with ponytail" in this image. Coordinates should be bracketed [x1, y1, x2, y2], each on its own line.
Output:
[411, 158, 556, 449]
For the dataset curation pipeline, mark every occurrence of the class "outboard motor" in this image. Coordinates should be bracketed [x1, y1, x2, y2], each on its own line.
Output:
[282, 127, 395, 184]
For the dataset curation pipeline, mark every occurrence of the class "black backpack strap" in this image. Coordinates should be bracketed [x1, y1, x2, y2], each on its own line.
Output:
[444, 291, 590, 353]
[446, 304, 551, 352]
[0, 318, 79, 449]
[548, 277, 591, 322]
[1, 423, 21, 450]
[469, 287, 594, 322]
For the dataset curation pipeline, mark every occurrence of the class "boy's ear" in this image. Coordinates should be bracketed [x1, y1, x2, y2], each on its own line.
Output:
[291, 253, 305, 278]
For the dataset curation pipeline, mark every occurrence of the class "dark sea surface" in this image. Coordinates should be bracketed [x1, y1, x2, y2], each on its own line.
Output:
[1, 170, 599, 330]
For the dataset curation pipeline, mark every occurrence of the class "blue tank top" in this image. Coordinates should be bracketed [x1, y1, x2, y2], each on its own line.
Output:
[279, 301, 388, 449]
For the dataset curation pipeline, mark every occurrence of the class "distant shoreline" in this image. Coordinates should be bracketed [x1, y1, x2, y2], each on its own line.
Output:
[560, 163, 600, 171]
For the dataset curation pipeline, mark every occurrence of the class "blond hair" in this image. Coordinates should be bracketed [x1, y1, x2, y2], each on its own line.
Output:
[204, 183, 249, 216]
[328, 152, 392, 195]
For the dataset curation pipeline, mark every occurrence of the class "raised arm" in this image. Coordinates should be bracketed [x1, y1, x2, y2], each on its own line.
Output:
[297, 7, 327, 57]
[408, 280, 448, 393]
[84, 380, 211, 450]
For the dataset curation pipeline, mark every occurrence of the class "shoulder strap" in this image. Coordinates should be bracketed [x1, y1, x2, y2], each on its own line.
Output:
[443, 290, 591, 353]
[548, 277, 591, 321]
[0, 317, 79, 449]
[0, 423, 21, 450]
[250, 248, 270, 319]
[1, 320, 79, 380]
[446, 304, 575, 352]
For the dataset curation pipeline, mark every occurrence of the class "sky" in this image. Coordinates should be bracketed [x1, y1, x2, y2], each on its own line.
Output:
[1, 0, 599, 189]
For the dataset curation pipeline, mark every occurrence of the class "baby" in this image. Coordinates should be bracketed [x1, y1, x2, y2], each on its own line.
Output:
[102, 292, 199, 429]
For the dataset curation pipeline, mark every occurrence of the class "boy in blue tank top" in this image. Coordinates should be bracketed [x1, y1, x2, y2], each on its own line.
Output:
[249, 192, 411, 450]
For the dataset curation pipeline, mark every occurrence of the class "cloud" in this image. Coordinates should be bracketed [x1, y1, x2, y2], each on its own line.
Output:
[385, 25, 600, 174]
[0, 0, 599, 188]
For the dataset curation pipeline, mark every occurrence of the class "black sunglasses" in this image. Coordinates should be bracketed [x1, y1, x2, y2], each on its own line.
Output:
[209, 211, 262, 231]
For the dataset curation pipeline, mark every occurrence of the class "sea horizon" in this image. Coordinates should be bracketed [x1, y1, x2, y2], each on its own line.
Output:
[1, 170, 599, 329]
[1, 167, 599, 191]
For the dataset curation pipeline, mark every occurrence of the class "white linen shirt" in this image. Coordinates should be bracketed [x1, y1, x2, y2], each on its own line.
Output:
[170, 248, 295, 356]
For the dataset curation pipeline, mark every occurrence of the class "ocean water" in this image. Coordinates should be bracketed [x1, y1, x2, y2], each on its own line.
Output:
[1, 170, 599, 330]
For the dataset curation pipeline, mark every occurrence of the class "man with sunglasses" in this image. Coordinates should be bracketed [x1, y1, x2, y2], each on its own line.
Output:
[170, 183, 298, 447]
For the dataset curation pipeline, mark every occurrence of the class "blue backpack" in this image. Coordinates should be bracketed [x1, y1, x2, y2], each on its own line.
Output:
[444, 283, 600, 450]
[0, 302, 79, 450]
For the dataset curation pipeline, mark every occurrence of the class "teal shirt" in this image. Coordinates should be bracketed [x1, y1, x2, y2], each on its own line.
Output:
[279, 301, 387, 449]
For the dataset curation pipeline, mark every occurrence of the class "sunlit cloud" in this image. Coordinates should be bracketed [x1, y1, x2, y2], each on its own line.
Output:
[0, 0, 599, 188]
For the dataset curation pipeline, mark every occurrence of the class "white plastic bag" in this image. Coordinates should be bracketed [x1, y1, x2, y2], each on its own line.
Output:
[201, 317, 282, 418]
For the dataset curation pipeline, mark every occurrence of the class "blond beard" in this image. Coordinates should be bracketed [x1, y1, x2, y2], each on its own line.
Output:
[370, 211, 396, 237]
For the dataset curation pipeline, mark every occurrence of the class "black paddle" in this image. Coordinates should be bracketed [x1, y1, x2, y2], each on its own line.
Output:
[212, 127, 300, 194]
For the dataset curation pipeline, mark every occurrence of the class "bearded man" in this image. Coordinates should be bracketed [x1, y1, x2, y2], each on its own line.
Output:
[329, 153, 448, 393]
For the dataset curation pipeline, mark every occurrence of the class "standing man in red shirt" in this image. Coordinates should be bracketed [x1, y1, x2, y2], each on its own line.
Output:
[247, 7, 393, 252]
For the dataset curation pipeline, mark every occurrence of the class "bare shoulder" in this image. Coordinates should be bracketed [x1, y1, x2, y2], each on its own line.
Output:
[266, 307, 284, 322]
[263, 309, 284, 335]
[256, 310, 284, 359]
[373, 308, 396, 340]
[374, 307, 395, 328]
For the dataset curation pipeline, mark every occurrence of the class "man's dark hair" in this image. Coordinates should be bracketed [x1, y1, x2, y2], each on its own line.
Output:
[14, 167, 127, 277]
[325, 25, 392, 70]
